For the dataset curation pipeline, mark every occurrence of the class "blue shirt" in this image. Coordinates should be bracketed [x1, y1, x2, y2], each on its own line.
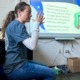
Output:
[3, 20, 29, 74]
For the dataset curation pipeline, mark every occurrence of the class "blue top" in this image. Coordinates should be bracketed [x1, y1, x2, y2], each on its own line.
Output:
[3, 20, 29, 74]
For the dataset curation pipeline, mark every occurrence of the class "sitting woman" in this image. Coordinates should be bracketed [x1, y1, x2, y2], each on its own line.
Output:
[2, 1, 56, 80]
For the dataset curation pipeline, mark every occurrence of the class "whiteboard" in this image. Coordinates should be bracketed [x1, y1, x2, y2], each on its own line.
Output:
[28, 0, 80, 39]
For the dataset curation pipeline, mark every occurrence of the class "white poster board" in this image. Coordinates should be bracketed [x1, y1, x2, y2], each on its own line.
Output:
[29, 0, 80, 39]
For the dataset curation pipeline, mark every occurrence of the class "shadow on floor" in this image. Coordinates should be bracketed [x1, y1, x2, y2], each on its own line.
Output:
[55, 73, 80, 80]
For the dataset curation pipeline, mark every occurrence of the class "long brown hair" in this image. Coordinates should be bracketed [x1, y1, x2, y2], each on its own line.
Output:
[2, 2, 30, 38]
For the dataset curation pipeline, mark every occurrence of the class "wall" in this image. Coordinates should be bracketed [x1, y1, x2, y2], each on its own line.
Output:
[33, 39, 80, 66]
[0, 0, 20, 39]
[0, 0, 20, 28]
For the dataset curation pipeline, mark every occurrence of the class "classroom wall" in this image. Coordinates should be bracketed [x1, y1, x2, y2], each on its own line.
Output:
[33, 39, 80, 66]
[0, 0, 20, 28]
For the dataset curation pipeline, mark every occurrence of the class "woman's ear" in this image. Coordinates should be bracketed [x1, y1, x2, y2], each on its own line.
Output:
[17, 9, 22, 16]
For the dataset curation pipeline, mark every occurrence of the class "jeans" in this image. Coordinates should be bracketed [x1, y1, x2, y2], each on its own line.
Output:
[8, 61, 56, 80]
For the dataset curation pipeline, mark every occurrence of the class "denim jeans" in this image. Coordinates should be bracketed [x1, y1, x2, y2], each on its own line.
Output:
[8, 61, 56, 80]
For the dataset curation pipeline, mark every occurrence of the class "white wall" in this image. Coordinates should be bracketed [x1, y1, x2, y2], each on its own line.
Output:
[0, 0, 20, 28]
[33, 39, 80, 66]
[0, 0, 20, 39]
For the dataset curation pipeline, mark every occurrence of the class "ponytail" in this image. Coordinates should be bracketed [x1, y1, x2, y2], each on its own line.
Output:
[2, 2, 30, 38]
[2, 11, 15, 38]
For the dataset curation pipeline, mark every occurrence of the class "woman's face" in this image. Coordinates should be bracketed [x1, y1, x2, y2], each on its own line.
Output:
[18, 6, 32, 23]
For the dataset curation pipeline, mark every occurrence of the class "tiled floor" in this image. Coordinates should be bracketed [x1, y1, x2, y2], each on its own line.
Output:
[55, 73, 80, 80]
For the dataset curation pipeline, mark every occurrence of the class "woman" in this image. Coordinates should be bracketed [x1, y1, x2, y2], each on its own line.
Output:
[2, 2, 56, 80]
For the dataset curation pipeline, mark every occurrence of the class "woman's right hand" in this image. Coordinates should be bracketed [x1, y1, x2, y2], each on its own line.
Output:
[36, 11, 44, 25]
[32, 12, 44, 31]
